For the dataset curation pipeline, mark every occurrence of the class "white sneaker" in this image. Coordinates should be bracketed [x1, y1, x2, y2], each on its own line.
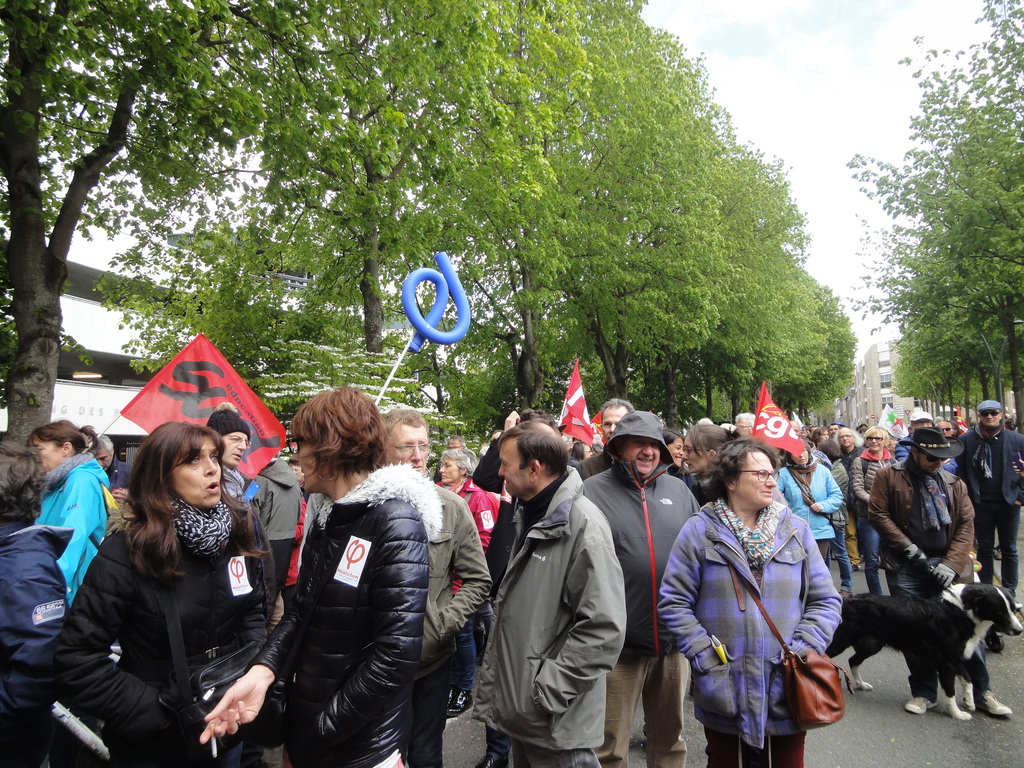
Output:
[977, 691, 1012, 717]
[905, 697, 937, 715]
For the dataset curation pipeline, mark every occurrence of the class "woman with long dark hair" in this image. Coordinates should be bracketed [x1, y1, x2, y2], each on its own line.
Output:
[55, 422, 267, 767]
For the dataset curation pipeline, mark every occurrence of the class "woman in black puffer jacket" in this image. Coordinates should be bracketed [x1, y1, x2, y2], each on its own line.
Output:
[205, 387, 434, 768]
[54, 422, 267, 767]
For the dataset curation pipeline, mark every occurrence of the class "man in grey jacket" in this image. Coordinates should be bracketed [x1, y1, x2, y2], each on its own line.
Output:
[475, 423, 626, 768]
[584, 412, 699, 768]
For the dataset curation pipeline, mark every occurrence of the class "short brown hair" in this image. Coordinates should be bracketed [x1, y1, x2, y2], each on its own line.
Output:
[29, 420, 88, 453]
[499, 422, 567, 476]
[126, 422, 264, 583]
[0, 443, 44, 523]
[291, 388, 388, 479]
[382, 408, 428, 434]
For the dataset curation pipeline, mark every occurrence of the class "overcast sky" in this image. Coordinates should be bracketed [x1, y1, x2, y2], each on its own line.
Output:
[641, 0, 994, 358]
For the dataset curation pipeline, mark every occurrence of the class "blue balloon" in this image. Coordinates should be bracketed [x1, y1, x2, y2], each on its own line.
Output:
[401, 252, 471, 352]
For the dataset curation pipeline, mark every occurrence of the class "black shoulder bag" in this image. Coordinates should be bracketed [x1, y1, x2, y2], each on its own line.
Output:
[162, 588, 261, 762]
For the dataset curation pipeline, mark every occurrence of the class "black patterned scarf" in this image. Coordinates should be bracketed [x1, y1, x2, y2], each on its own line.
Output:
[171, 496, 232, 559]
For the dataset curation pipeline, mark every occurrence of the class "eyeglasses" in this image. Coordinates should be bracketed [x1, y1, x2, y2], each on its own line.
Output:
[980, 410, 1001, 417]
[865, 436, 883, 442]
[941, 427, 954, 433]
[918, 453, 943, 463]
[394, 443, 430, 456]
[680, 445, 701, 455]
[739, 469, 778, 483]
[224, 435, 250, 447]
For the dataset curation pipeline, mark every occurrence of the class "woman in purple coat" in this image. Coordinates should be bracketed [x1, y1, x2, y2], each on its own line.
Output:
[658, 439, 841, 768]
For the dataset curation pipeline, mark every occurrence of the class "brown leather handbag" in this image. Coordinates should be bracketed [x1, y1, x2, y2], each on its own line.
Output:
[728, 562, 851, 729]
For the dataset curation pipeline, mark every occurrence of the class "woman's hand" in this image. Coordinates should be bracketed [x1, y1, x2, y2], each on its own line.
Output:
[200, 664, 276, 743]
[810, 502, 821, 514]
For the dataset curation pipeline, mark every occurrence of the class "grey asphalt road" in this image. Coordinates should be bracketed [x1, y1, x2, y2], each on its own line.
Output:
[439, 572, 1024, 768]
[266, 527, 1024, 768]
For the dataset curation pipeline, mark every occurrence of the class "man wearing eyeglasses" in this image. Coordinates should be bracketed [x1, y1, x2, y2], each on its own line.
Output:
[382, 409, 490, 768]
[956, 401, 1024, 605]
[582, 411, 700, 768]
[870, 426, 1011, 717]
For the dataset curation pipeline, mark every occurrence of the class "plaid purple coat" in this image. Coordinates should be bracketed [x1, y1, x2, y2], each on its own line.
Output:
[658, 503, 841, 749]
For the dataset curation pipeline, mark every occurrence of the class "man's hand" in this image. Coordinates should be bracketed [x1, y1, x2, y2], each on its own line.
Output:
[932, 563, 957, 588]
[504, 411, 521, 432]
[904, 543, 931, 571]
[200, 664, 275, 743]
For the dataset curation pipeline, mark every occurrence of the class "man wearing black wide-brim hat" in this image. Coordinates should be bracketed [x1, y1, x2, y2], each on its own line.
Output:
[870, 426, 1012, 717]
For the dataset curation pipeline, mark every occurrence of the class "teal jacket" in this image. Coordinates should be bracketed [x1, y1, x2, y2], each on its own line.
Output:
[38, 459, 109, 603]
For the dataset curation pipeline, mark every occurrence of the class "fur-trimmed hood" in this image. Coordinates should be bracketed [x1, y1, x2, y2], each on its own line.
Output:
[317, 464, 444, 543]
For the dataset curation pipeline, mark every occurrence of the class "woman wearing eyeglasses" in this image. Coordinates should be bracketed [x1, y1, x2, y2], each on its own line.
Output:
[659, 439, 841, 767]
[849, 427, 893, 595]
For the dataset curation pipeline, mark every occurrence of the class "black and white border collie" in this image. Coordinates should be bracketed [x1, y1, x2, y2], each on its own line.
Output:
[825, 583, 1023, 719]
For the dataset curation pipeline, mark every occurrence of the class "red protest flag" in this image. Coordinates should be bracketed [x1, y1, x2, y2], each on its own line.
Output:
[558, 360, 595, 446]
[120, 334, 286, 476]
[752, 381, 805, 458]
[955, 406, 970, 435]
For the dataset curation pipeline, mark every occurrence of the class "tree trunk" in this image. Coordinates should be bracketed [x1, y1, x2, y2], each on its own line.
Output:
[360, 254, 384, 353]
[661, 364, 678, 428]
[1003, 316, 1023, 432]
[591, 317, 630, 399]
[704, 369, 713, 418]
[2, 23, 136, 440]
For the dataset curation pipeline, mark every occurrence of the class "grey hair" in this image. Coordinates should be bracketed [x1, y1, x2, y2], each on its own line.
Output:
[94, 434, 114, 453]
[600, 398, 634, 415]
[735, 413, 755, 426]
[441, 448, 478, 477]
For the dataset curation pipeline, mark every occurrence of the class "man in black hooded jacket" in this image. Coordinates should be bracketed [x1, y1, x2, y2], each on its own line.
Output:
[583, 411, 699, 768]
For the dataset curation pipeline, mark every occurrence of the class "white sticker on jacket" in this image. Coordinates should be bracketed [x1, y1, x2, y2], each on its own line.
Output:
[334, 536, 372, 586]
[480, 509, 495, 531]
[228, 557, 253, 596]
[33, 600, 65, 625]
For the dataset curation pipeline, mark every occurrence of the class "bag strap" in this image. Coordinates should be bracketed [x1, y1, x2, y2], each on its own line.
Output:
[726, 561, 794, 656]
[161, 586, 195, 704]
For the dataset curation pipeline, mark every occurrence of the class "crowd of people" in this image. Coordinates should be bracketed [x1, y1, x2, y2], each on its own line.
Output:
[1, 393, 1021, 768]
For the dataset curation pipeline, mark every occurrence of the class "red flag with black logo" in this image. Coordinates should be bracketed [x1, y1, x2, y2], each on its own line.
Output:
[558, 360, 595, 446]
[752, 381, 805, 458]
[120, 334, 286, 476]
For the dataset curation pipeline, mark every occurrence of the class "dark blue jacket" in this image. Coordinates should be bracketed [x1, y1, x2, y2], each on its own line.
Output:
[105, 456, 133, 490]
[0, 521, 71, 732]
[956, 427, 1024, 507]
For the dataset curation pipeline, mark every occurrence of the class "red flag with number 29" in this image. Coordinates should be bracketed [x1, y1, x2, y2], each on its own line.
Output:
[752, 381, 806, 458]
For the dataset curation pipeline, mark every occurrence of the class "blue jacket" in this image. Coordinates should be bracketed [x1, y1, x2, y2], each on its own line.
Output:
[105, 456, 133, 491]
[776, 464, 843, 541]
[38, 459, 109, 603]
[0, 521, 72, 732]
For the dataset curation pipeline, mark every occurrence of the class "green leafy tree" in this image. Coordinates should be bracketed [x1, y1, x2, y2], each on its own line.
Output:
[0, 0, 330, 440]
